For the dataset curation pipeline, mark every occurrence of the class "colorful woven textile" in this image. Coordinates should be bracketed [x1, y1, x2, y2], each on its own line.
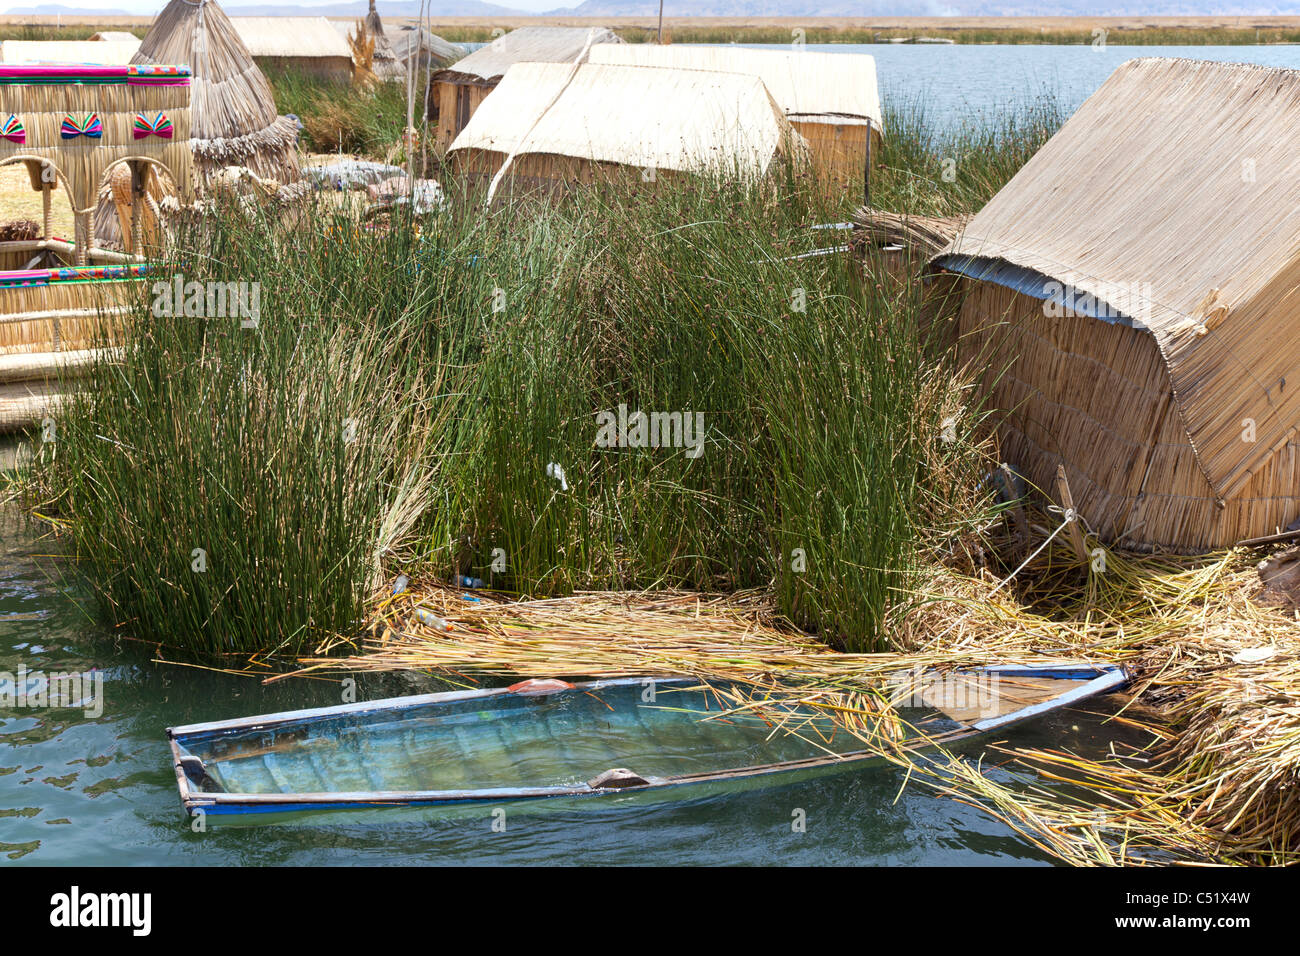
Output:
[0, 65, 190, 87]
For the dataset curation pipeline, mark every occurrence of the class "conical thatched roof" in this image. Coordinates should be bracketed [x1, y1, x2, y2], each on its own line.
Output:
[94, 0, 302, 250]
[133, 0, 301, 185]
[362, 1, 403, 80]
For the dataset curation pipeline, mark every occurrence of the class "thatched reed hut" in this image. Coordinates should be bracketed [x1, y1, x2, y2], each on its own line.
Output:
[430, 26, 622, 151]
[587, 44, 881, 196]
[446, 61, 806, 191]
[130, 0, 301, 188]
[1, 39, 142, 65]
[231, 17, 354, 83]
[93, 0, 304, 251]
[0, 63, 185, 370]
[929, 57, 1300, 553]
[387, 25, 462, 72]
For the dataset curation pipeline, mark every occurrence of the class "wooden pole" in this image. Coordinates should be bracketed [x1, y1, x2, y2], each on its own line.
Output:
[41, 181, 52, 242]
[1055, 464, 1088, 563]
[657, 0, 664, 43]
[864, 117, 872, 207]
[129, 162, 144, 257]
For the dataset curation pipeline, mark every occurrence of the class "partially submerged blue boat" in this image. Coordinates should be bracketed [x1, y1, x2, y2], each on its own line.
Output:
[167, 664, 1127, 823]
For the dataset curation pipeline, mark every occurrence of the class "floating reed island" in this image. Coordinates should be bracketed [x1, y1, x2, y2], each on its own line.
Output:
[4, 12, 1296, 865]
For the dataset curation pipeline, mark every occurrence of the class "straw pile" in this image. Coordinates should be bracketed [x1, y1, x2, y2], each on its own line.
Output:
[852, 207, 969, 260]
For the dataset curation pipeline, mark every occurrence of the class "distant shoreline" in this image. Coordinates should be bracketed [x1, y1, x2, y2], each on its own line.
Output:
[3, 15, 1300, 46]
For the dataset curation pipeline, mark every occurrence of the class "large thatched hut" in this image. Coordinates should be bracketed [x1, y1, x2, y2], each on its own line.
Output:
[446, 61, 806, 191]
[93, 0, 303, 250]
[429, 26, 622, 152]
[231, 17, 354, 84]
[929, 57, 1300, 553]
[587, 44, 882, 196]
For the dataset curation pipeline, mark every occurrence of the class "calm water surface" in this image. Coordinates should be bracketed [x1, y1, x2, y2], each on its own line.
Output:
[746, 43, 1300, 132]
[0, 505, 1147, 866]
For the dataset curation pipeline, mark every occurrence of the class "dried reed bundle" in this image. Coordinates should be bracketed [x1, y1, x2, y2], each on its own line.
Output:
[851, 206, 969, 259]
[0, 219, 39, 243]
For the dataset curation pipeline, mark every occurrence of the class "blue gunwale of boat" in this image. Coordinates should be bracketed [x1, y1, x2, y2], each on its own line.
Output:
[167, 676, 679, 740]
[166, 664, 1128, 818]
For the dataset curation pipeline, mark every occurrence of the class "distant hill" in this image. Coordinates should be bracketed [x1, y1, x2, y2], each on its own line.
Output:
[6, 1, 1293, 20]
[0, 2, 529, 15]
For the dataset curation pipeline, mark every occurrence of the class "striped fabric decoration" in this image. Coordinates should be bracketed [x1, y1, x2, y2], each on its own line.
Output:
[126, 64, 191, 87]
[60, 113, 103, 140]
[132, 111, 174, 140]
[0, 114, 24, 144]
[0, 65, 191, 87]
[0, 264, 150, 290]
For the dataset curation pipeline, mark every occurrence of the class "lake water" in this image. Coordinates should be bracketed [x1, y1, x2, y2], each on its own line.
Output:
[0, 502, 1150, 866]
[736, 43, 1300, 133]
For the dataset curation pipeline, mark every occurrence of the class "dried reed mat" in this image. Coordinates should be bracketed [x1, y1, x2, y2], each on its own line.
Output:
[851, 207, 969, 259]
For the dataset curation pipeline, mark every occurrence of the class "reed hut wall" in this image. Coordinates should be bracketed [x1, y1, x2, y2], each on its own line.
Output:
[0, 64, 194, 264]
[446, 61, 807, 188]
[929, 57, 1300, 551]
[0, 271, 141, 354]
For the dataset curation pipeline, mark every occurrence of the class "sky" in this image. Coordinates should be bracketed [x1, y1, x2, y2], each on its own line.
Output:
[0, 1, 583, 13]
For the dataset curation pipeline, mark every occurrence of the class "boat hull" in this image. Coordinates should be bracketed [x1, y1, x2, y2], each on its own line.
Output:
[167, 666, 1128, 825]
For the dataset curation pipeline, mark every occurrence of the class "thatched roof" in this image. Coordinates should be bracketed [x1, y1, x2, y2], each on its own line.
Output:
[932, 57, 1300, 506]
[448, 61, 804, 179]
[588, 44, 882, 130]
[132, 0, 300, 182]
[231, 17, 353, 60]
[1, 39, 140, 64]
[435, 26, 621, 85]
[387, 26, 462, 69]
